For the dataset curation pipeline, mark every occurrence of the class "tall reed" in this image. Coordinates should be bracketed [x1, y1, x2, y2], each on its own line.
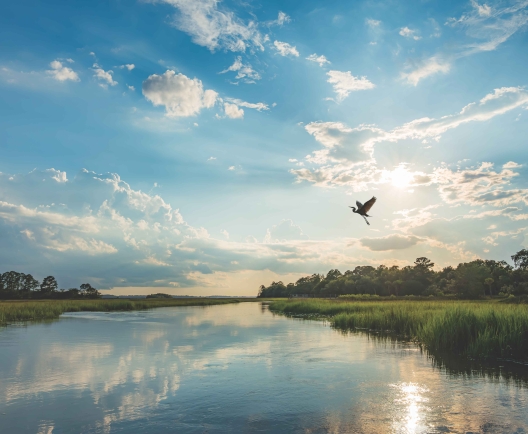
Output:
[0, 298, 239, 325]
[270, 299, 528, 360]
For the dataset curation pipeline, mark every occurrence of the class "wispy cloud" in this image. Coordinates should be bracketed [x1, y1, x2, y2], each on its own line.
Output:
[399, 26, 422, 40]
[401, 57, 451, 85]
[306, 53, 330, 66]
[156, 0, 264, 52]
[273, 40, 299, 57]
[220, 56, 260, 83]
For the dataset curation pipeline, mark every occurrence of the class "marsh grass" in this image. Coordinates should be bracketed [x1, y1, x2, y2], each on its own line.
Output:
[270, 299, 528, 360]
[0, 298, 240, 325]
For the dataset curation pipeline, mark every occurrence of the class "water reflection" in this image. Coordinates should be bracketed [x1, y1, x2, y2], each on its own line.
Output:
[0, 303, 527, 433]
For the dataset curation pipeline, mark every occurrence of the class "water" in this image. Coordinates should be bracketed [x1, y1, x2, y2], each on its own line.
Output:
[0, 302, 527, 434]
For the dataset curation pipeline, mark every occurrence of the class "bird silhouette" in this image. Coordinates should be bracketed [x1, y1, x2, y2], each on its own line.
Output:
[349, 196, 377, 226]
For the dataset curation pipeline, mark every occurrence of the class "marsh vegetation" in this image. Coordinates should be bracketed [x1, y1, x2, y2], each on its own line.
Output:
[269, 299, 528, 361]
[0, 298, 241, 326]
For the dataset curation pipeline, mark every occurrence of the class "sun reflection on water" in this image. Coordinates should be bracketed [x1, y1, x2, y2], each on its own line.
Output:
[391, 382, 429, 433]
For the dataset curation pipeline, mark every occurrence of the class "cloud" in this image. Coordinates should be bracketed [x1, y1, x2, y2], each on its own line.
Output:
[401, 57, 450, 85]
[403, 0, 528, 83]
[292, 87, 528, 189]
[120, 64, 135, 71]
[158, 0, 264, 52]
[224, 102, 244, 119]
[360, 234, 421, 251]
[365, 18, 381, 27]
[447, 0, 528, 55]
[266, 11, 291, 27]
[434, 162, 528, 207]
[224, 98, 269, 111]
[92, 64, 117, 87]
[273, 40, 299, 57]
[264, 219, 308, 243]
[399, 27, 422, 40]
[142, 70, 218, 117]
[306, 53, 330, 66]
[47, 60, 80, 82]
[326, 70, 375, 100]
[220, 56, 260, 83]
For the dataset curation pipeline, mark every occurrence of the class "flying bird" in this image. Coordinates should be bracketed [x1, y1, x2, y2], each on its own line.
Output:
[349, 196, 377, 226]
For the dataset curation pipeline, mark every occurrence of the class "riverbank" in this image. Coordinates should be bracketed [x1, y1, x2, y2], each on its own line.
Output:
[0, 298, 244, 326]
[269, 299, 528, 360]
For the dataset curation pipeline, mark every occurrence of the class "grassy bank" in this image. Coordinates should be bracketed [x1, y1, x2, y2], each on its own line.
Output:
[0, 298, 241, 326]
[269, 299, 528, 360]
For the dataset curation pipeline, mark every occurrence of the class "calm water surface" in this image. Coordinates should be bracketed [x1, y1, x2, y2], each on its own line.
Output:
[0, 302, 527, 433]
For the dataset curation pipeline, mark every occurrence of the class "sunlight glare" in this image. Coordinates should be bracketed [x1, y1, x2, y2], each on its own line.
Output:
[389, 166, 415, 189]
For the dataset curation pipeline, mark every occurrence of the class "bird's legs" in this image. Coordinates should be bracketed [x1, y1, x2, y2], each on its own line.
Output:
[362, 215, 370, 226]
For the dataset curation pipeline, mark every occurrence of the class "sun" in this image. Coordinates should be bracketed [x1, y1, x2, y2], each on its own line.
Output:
[389, 166, 415, 189]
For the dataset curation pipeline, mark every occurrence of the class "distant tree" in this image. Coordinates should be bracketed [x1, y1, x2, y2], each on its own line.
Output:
[40, 276, 58, 295]
[21, 274, 39, 296]
[80, 283, 100, 298]
[414, 257, 435, 270]
[512, 249, 528, 270]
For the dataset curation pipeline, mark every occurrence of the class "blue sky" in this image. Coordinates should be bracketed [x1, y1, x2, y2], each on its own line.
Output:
[1, 0, 528, 295]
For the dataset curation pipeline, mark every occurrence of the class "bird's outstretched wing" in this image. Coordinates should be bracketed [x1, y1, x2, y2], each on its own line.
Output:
[356, 201, 363, 208]
[361, 196, 377, 214]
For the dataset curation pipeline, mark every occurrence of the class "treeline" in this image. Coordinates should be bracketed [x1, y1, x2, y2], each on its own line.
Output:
[0, 271, 100, 300]
[258, 249, 528, 299]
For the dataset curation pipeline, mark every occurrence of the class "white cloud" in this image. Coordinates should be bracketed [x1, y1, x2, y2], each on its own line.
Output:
[306, 53, 330, 66]
[266, 11, 291, 27]
[120, 64, 135, 71]
[273, 40, 299, 57]
[399, 26, 422, 40]
[127, 84, 135, 91]
[326, 70, 375, 100]
[471, 0, 492, 16]
[159, 0, 264, 52]
[92, 64, 117, 87]
[221, 229, 229, 239]
[224, 102, 244, 119]
[292, 87, 528, 189]
[446, 0, 528, 55]
[207, 156, 216, 161]
[360, 234, 421, 251]
[142, 70, 218, 117]
[434, 162, 528, 207]
[224, 98, 269, 111]
[228, 166, 235, 171]
[47, 60, 80, 82]
[365, 18, 381, 27]
[220, 56, 260, 83]
[401, 57, 450, 86]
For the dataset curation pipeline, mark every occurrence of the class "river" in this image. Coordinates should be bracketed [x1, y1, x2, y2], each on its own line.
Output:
[0, 302, 527, 433]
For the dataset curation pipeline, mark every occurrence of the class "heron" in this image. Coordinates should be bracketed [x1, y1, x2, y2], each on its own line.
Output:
[349, 196, 377, 226]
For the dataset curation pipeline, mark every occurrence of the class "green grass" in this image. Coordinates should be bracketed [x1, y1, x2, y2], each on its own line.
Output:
[269, 299, 528, 360]
[0, 298, 241, 325]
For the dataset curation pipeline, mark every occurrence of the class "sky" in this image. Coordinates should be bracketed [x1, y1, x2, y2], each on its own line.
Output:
[1, 0, 528, 295]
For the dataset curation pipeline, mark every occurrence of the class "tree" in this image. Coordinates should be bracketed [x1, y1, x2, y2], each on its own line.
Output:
[512, 249, 528, 270]
[21, 274, 39, 296]
[80, 283, 100, 298]
[40, 276, 58, 295]
[414, 257, 435, 270]
[484, 278, 494, 296]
